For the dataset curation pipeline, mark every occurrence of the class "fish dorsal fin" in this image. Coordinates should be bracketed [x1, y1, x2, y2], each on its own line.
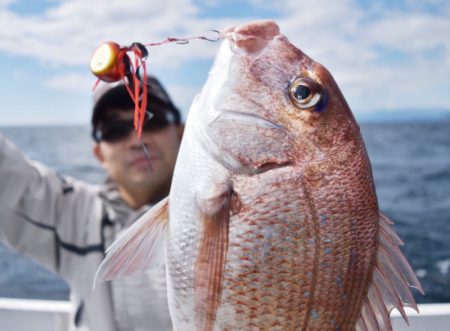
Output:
[194, 188, 232, 331]
[355, 214, 424, 331]
[95, 197, 169, 283]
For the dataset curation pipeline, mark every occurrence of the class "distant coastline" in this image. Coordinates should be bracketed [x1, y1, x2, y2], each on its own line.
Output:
[355, 110, 450, 123]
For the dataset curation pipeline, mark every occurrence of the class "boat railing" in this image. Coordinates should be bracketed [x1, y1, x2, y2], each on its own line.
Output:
[1, 297, 450, 330]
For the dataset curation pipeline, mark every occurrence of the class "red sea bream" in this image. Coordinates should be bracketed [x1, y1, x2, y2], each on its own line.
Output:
[97, 20, 424, 331]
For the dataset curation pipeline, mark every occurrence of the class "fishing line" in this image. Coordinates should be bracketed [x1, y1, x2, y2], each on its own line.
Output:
[141, 111, 154, 172]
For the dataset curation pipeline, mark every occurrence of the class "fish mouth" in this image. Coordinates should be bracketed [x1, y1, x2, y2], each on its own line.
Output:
[220, 20, 280, 55]
[214, 110, 284, 130]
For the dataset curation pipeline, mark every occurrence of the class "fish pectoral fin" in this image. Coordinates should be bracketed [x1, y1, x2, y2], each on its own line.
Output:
[355, 213, 424, 331]
[95, 197, 169, 283]
[194, 188, 232, 331]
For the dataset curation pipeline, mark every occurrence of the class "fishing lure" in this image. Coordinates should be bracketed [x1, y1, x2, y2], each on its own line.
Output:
[90, 33, 220, 138]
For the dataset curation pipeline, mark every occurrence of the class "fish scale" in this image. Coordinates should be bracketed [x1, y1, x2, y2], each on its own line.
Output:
[222, 169, 313, 329]
[212, 140, 372, 330]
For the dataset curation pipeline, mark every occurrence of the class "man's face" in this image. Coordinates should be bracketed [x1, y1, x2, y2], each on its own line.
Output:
[93, 109, 182, 206]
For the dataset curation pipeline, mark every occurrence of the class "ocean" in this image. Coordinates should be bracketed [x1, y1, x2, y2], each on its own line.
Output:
[0, 122, 449, 303]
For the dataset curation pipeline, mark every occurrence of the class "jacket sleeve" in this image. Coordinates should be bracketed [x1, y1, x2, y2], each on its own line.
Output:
[0, 132, 104, 276]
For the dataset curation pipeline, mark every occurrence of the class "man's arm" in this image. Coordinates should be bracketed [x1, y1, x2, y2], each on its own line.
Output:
[0, 132, 102, 275]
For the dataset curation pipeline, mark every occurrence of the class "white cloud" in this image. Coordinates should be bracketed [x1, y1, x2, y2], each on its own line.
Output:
[164, 84, 201, 119]
[45, 72, 93, 92]
[0, 0, 239, 67]
[11, 68, 31, 80]
[1, 0, 449, 115]
[364, 13, 450, 54]
[0, 0, 13, 7]
[274, 0, 450, 112]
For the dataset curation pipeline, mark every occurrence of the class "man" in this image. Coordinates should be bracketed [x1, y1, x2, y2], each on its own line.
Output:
[0, 76, 182, 330]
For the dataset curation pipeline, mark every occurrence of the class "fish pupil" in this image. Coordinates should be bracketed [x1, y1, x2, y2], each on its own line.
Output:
[295, 85, 310, 100]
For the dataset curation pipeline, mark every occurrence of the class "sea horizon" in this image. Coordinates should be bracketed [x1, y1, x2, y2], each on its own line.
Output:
[1, 109, 449, 128]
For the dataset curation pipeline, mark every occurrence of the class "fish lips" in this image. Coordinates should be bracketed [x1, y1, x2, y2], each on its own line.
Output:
[221, 20, 280, 56]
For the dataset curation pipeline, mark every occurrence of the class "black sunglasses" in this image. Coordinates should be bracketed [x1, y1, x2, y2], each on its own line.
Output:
[94, 113, 173, 142]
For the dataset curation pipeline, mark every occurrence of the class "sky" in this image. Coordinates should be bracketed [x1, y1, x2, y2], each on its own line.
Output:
[0, 0, 449, 125]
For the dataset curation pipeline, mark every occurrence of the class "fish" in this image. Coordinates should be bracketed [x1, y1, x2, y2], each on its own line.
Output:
[96, 20, 424, 331]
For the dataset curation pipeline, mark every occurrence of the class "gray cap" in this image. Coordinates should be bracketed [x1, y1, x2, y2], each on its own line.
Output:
[91, 76, 181, 138]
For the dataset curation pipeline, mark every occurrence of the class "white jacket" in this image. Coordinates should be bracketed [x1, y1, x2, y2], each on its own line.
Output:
[0, 133, 172, 331]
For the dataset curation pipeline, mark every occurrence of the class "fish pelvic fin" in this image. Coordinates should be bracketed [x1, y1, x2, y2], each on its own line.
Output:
[194, 188, 232, 331]
[355, 213, 424, 331]
[95, 197, 169, 283]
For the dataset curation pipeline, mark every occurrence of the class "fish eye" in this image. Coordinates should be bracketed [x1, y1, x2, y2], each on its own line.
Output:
[289, 77, 325, 110]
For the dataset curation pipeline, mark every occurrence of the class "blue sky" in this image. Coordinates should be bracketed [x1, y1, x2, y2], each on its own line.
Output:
[0, 0, 449, 125]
